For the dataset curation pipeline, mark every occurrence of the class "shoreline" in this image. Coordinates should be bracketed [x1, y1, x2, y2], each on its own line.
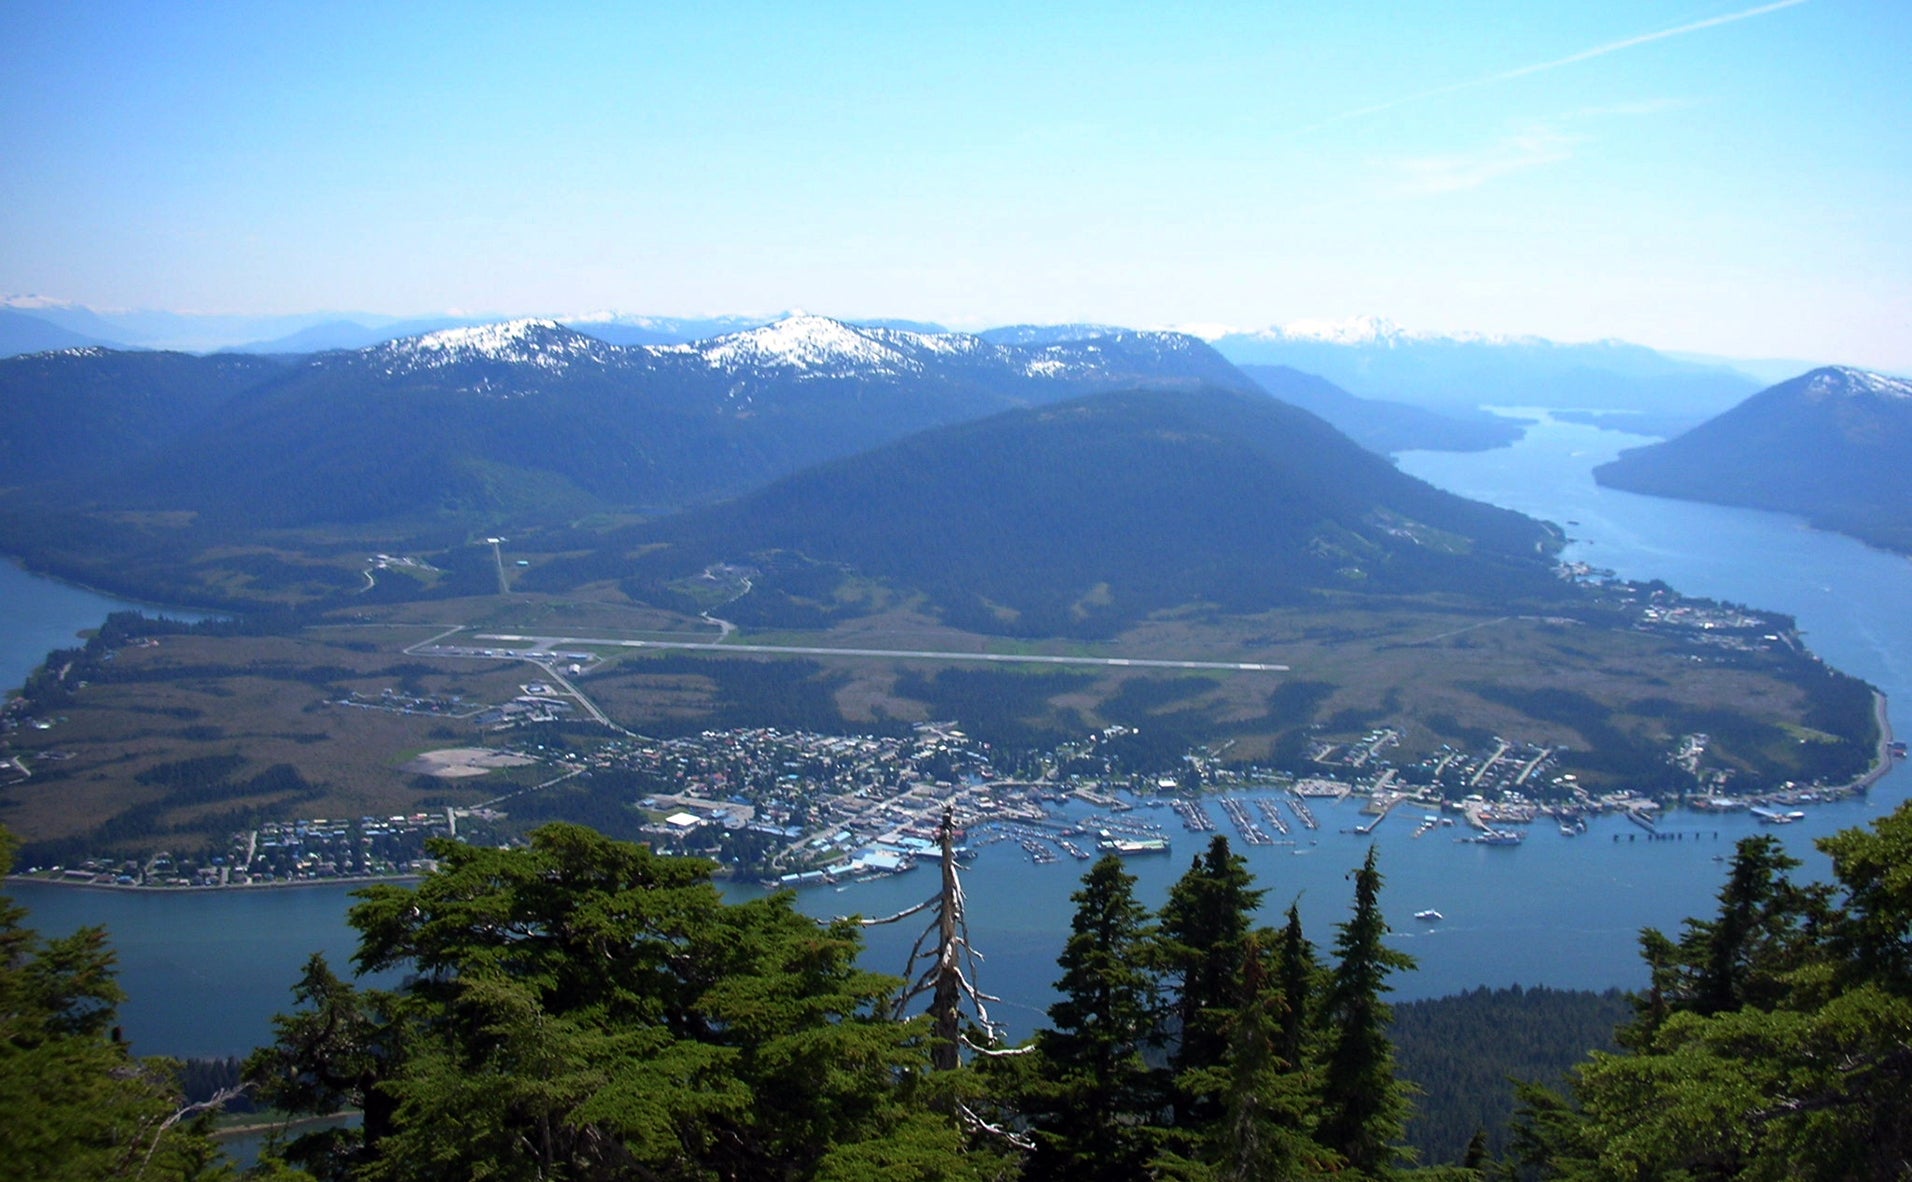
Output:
[3, 553, 223, 623]
[212, 1109, 357, 1143]
[1854, 688, 1899, 791]
[2, 553, 219, 700]
[9, 691, 1894, 898]
[6, 872, 423, 894]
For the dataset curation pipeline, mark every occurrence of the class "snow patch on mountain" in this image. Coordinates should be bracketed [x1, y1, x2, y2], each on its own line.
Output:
[1807, 366, 1912, 401]
[1275, 315, 1410, 345]
[374, 318, 615, 375]
[862, 323, 988, 358]
[676, 315, 914, 373]
[655, 314, 992, 376]
[560, 311, 773, 337]
[3, 294, 83, 310]
[346, 312, 1224, 393]
[1019, 331, 1204, 378]
[1164, 322, 1240, 343]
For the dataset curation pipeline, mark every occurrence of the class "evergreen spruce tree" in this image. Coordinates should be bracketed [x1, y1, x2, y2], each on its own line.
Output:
[1275, 903, 1316, 1074]
[245, 955, 397, 1181]
[1514, 803, 1912, 1180]
[1023, 854, 1166, 1182]
[1158, 836, 1265, 1127]
[1460, 1126, 1489, 1172]
[1211, 936, 1334, 1181]
[250, 823, 983, 1182]
[0, 826, 231, 1180]
[1621, 835, 1828, 1052]
[1316, 846, 1415, 1178]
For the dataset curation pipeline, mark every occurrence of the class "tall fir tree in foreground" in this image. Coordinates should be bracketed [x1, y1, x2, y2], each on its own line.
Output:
[1158, 834, 1265, 1128]
[1275, 902, 1317, 1076]
[1021, 854, 1166, 1182]
[1209, 934, 1337, 1181]
[1316, 845, 1417, 1178]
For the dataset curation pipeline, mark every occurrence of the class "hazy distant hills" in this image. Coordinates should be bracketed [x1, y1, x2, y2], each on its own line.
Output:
[224, 317, 476, 354]
[1239, 365, 1525, 454]
[0, 308, 119, 357]
[1209, 317, 1760, 418]
[537, 385, 1563, 638]
[1593, 366, 1912, 554]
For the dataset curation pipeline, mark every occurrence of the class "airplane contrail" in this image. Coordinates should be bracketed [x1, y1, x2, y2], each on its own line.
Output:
[1302, 0, 1812, 132]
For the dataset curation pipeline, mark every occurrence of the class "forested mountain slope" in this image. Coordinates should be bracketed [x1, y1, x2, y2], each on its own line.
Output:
[532, 383, 1564, 637]
[1, 315, 1257, 530]
[1595, 365, 1912, 554]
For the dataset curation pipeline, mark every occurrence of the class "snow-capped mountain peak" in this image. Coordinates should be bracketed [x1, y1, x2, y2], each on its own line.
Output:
[702, 315, 901, 368]
[657, 314, 990, 376]
[1805, 366, 1912, 401]
[371, 318, 615, 375]
[405, 318, 572, 357]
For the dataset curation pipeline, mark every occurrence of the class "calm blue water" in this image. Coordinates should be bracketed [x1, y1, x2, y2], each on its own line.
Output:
[1397, 409, 1912, 705]
[0, 560, 171, 691]
[7, 880, 393, 1058]
[8, 411, 1911, 1056]
[793, 790, 1896, 1038]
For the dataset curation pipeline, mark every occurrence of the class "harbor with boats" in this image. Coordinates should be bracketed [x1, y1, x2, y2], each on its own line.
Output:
[763, 754, 1891, 890]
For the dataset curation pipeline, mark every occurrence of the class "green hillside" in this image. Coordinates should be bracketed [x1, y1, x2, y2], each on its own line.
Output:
[537, 384, 1565, 637]
[1595, 366, 1912, 554]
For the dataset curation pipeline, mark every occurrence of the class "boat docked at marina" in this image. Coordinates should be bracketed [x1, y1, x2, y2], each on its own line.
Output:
[1464, 828, 1525, 846]
[1096, 831, 1171, 855]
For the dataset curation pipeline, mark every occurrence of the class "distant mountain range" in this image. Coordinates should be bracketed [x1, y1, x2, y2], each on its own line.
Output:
[1239, 365, 1525, 454]
[0, 302, 1823, 423]
[1594, 366, 1912, 554]
[0, 314, 1556, 533]
[1205, 316, 1762, 421]
[7, 305, 1900, 613]
[528, 384, 1564, 637]
[0, 348, 287, 486]
[0, 315, 1258, 531]
[0, 308, 114, 356]
[0, 313, 1589, 613]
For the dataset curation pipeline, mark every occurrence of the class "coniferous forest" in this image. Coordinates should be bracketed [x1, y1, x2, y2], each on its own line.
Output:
[6, 804, 1912, 1180]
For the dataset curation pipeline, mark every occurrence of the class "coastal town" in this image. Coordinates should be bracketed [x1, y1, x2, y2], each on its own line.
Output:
[4, 575, 1899, 891]
[19, 706, 1896, 891]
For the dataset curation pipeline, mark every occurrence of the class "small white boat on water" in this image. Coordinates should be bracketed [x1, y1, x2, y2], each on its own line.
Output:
[1414, 909, 1444, 922]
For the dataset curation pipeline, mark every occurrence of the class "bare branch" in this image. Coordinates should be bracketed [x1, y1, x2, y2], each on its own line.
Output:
[137, 1082, 252, 1177]
[854, 896, 937, 926]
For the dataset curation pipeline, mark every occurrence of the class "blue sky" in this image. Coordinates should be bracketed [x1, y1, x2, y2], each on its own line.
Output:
[2, 1, 1906, 368]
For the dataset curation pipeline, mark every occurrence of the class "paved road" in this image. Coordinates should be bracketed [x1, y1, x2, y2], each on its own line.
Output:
[530, 658, 634, 736]
[473, 633, 1289, 673]
[488, 539, 510, 596]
